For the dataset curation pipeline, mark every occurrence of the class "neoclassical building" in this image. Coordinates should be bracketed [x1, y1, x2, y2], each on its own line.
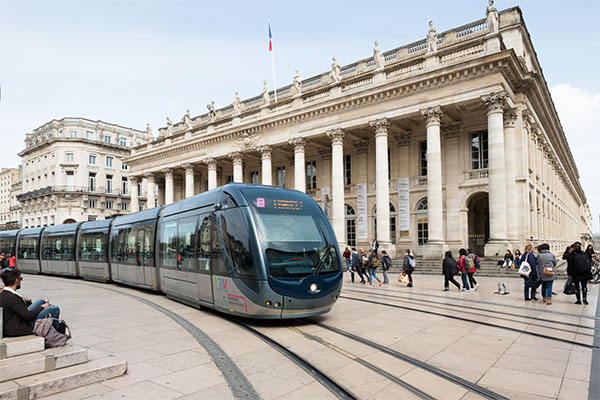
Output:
[125, 5, 593, 259]
[0, 167, 22, 230]
[18, 118, 152, 227]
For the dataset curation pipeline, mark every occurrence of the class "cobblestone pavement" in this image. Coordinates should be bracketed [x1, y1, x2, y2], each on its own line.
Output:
[18, 273, 598, 399]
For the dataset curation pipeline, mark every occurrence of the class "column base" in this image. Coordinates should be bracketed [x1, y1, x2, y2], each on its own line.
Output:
[422, 241, 447, 260]
[378, 241, 396, 258]
[484, 240, 510, 259]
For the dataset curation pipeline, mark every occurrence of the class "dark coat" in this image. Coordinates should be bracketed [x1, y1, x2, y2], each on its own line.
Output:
[443, 257, 458, 277]
[402, 255, 414, 272]
[351, 252, 361, 268]
[0, 290, 43, 337]
[567, 249, 591, 281]
[381, 255, 392, 271]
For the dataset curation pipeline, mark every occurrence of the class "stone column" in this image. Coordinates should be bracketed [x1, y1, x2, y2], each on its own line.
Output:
[204, 158, 218, 190]
[145, 173, 155, 209]
[289, 138, 306, 192]
[157, 180, 165, 206]
[258, 146, 272, 185]
[129, 176, 139, 213]
[370, 119, 394, 257]
[421, 106, 446, 258]
[164, 168, 174, 205]
[229, 152, 243, 183]
[504, 108, 518, 244]
[327, 129, 346, 248]
[183, 163, 195, 198]
[483, 91, 509, 256]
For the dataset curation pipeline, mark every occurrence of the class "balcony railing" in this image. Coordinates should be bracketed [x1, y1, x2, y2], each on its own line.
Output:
[412, 176, 427, 187]
[465, 169, 489, 181]
[17, 186, 144, 201]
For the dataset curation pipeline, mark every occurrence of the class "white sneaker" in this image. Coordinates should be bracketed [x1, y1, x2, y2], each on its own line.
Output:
[461, 288, 467, 291]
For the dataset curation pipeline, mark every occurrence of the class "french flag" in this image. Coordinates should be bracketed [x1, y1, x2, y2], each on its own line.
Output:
[268, 21, 273, 51]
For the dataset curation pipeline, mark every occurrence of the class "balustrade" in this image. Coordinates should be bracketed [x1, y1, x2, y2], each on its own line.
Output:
[465, 168, 489, 181]
[412, 176, 428, 187]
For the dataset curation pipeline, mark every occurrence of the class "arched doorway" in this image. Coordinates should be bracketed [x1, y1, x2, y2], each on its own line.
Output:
[467, 193, 489, 257]
[345, 205, 356, 247]
[63, 218, 76, 224]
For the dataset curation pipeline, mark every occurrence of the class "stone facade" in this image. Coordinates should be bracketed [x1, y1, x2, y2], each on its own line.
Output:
[0, 167, 21, 230]
[18, 118, 152, 227]
[124, 6, 593, 259]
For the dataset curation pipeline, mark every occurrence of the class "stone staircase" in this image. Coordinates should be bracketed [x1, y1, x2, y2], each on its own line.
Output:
[387, 258, 568, 278]
[0, 334, 127, 399]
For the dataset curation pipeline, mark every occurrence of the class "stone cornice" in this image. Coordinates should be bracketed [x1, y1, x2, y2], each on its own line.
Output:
[19, 137, 134, 157]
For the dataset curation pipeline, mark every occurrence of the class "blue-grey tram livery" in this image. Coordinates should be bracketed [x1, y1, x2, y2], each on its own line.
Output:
[9, 184, 343, 319]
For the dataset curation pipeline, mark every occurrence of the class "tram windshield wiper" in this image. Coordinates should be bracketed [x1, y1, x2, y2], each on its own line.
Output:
[312, 227, 333, 276]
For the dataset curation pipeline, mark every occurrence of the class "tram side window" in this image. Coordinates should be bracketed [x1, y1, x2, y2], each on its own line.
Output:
[111, 224, 154, 266]
[18, 237, 38, 259]
[178, 217, 196, 272]
[80, 232, 106, 262]
[42, 236, 74, 261]
[197, 214, 212, 273]
[220, 209, 257, 289]
[160, 221, 178, 269]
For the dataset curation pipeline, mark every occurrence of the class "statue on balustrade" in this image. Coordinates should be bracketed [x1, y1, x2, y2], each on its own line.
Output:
[233, 92, 241, 113]
[373, 41, 385, 69]
[293, 70, 302, 94]
[207, 101, 216, 122]
[427, 21, 438, 53]
[486, 0, 499, 33]
[183, 109, 193, 129]
[166, 117, 173, 137]
[146, 123, 153, 137]
[330, 57, 341, 82]
[262, 80, 270, 105]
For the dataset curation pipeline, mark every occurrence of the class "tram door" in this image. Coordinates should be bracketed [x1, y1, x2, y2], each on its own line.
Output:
[196, 213, 214, 304]
[176, 216, 199, 301]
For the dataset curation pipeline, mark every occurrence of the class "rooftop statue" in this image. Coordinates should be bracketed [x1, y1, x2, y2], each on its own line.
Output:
[373, 41, 385, 69]
[330, 57, 341, 82]
[166, 117, 173, 126]
[207, 101, 216, 121]
[427, 21, 438, 53]
[486, 0, 499, 33]
[166, 117, 173, 137]
[262, 80, 270, 105]
[233, 92, 241, 113]
[293, 70, 302, 94]
[146, 123, 152, 137]
[183, 109, 193, 129]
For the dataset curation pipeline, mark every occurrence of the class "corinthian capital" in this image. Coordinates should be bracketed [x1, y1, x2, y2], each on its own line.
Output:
[128, 175, 139, 184]
[289, 137, 306, 153]
[504, 108, 518, 128]
[203, 157, 217, 169]
[229, 152, 243, 165]
[144, 172, 155, 183]
[420, 106, 442, 126]
[162, 168, 173, 179]
[257, 145, 272, 159]
[182, 163, 195, 175]
[326, 128, 345, 145]
[369, 118, 391, 137]
[482, 90, 508, 114]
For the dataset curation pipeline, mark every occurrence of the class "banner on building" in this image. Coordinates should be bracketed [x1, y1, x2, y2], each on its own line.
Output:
[320, 187, 331, 221]
[397, 178, 410, 232]
[357, 183, 368, 239]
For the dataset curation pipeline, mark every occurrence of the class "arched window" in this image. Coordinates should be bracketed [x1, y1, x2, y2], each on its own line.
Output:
[372, 203, 397, 244]
[345, 205, 356, 247]
[416, 197, 428, 246]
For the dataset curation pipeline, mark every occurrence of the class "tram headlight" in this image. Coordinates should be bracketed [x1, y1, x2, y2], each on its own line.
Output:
[309, 283, 319, 293]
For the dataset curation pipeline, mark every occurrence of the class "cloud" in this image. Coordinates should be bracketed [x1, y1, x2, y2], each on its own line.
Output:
[550, 84, 600, 233]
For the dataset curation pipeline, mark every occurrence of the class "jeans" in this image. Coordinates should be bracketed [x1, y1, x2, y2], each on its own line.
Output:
[523, 276, 539, 299]
[368, 268, 381, 284]
[460, 272, 470, 290]
[28, 299, 61, 330]
[382, 269, 389, 284]
[541, 280, 554, 299]
[345, 258, 351, 272]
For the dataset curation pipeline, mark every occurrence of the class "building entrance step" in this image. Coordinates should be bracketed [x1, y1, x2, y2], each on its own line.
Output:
[0, 336, 45, 359]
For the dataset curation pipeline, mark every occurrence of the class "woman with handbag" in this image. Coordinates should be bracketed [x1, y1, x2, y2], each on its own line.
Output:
[536, 243, 557, 305]
[442, 251, 461, 291]
[520, 244, 539, 301]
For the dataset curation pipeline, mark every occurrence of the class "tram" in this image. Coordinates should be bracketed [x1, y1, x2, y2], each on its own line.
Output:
[1, 184, 343, 319]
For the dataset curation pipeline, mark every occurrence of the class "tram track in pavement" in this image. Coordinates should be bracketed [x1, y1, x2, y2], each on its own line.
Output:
[344, 287, 599, 335]
[340, 289, 600, 351]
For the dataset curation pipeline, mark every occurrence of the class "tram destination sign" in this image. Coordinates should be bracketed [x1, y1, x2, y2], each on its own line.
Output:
[256, 198, 304, 211]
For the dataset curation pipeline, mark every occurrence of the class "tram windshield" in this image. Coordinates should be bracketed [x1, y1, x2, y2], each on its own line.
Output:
[243, 188, 340, 277]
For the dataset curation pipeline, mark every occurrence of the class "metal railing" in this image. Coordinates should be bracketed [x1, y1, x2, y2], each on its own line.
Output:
[17, 185, 138, 201]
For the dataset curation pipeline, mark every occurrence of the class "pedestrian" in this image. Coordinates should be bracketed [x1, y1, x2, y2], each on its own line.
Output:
[359, 248, 370, 284]
[351, 247, 365, 284]
[458, 248, 471, 291]
[367, 250, 382, 287]
[514, 249, 522, 269]
[536, 243, 556, 305]
[466, 248, 479, 290]
[8, 253, 16, 268]
[380, 250, 392, 285]
[343, 247, 352, 274]
[442, 250, 461, 291]
[0, 253, 7, 268]
[520, 243, 539, 301]
[502, 249, 514, 269]
[371, 238, 379, 257]
[402, 249, 414, 287]
[567, 242, 592, 305]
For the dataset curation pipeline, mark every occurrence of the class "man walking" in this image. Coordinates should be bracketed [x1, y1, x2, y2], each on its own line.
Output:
[381, 250, 392, 285]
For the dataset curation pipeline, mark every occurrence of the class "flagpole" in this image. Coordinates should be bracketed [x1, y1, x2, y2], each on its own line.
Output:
[269, 18, 278, 103]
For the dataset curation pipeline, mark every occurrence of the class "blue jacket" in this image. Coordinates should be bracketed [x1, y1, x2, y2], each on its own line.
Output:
[351, 252, 361, 268]
[521, 252, 538, 279]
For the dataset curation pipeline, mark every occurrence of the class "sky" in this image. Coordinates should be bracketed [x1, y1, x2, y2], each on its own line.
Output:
[1, 0, 599, 232]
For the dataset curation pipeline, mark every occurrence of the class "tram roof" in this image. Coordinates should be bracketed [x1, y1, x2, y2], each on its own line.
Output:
[18, 227, 45, 237]
[79, 219, 113, 232]
[112, 206, 163, 227]
[0, 229, 20, 239]
[42, 222, 82, 236]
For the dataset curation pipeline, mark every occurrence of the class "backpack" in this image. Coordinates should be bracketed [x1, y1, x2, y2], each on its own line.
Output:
[371, 257, 379, 269]
[574, 253, 592, 274]
[408, 256, 415, 270]
[33, 317, 71, 348]
[466, 254, 476, 271]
